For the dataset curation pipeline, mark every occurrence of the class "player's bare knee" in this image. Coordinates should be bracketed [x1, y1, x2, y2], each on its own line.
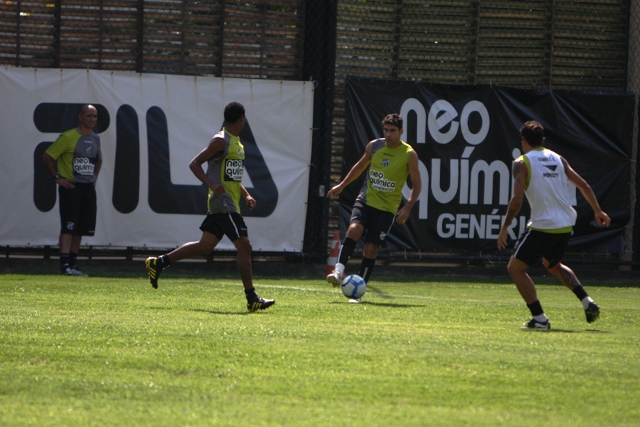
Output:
[235, 240, 252, 258]
[543, 261, 561, 275]
[506, 259, 524, 278]
[198, 241, 216, 253]
[363, 245, 378, 259]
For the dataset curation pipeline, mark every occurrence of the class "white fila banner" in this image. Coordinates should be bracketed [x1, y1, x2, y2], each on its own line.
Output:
[0, 67, 314, 252]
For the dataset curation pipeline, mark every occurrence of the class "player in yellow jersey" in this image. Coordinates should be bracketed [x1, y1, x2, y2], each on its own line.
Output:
[42, 104, 102, 277]
[498, 121, 610, 329]
[326, 113, 422, 302]
[145, 102, 274, 312]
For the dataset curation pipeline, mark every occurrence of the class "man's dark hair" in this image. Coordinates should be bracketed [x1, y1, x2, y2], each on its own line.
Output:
[382, 113, 403, 130]
[224, 102, 245, 123]
[520, 120, 545, 147]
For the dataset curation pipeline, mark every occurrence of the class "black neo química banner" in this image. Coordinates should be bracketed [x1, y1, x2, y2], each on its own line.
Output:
[340, 78, 634, 254]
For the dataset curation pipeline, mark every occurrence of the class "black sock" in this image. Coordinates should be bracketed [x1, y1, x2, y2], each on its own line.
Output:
[60, 254, 70, 272]
[527, 300, 545, 317]
[359, 257, 376, 283]
[159, 254, 172, 268]
[69, 252, 78, 269]
[338, 237, 357, 266]
[245, 288, 258, 301]
[571, 285, 589, 301]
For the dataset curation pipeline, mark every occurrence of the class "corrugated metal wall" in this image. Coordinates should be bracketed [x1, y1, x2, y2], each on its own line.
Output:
[0, 0, 304, 78]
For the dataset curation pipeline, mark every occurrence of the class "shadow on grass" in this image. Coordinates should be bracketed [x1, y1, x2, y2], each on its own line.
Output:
[192, 309, 251, 316]
[147, 306, 253, 315]
[364, 301, 428, 308]
[329, 300, 427, 308]
[365, 284, 394, 297]
[522, 328, 609, 334]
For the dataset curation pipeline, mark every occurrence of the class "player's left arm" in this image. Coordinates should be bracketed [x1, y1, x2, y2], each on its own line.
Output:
[395, 150, 422, 224]
[561, 156, 610, 227]
[241, 185, 256, 210]
[93, 157, 102, 186]
[498, 158, 526, 250]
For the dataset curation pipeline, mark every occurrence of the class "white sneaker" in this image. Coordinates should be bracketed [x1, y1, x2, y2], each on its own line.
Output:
[63, 267, 88, 277]
[521, 318, 550, 330]
[71, 267, 88, 277]
[348, 298, 361, 304]
[326, 270, 342, 288]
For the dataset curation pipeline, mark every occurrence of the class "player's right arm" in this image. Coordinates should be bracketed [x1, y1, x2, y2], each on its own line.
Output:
[42, 134, 75, 189]
[498, 158, 526, 250]
[189, 137, 225, 195]
[42, 151, 58, 179]
[327, 141, 373, 199]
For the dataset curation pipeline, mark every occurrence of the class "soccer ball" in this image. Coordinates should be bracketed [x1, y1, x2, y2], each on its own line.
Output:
[341, 274, 366, 299]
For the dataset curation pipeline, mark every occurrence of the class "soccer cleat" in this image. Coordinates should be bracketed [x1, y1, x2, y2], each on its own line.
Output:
[348, 298, 361, 304]
[247, 297, 276, 312]
[69, 267, 88, 277]
[521, 318, 551, 330]
[62, 267, 87, 276]
[145, 257, 163, 289]
[585, 302, 600, 323]
[326, 270, 342, 288]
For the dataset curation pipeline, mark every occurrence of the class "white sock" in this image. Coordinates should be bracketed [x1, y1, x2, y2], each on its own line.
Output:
[335, 263, 345, 276]
[534, 314, 548, 323]
[581, 296, 594, 310]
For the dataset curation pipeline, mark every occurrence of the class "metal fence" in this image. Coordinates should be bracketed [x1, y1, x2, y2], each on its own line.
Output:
[1, 0, 638, 265]
[2, 0, 305, 77]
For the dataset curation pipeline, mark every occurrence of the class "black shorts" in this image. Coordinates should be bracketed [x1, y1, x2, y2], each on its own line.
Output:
[58, 183, 97, 236]
[350, 199, 395, 246]
[513, 229, 571, 268]
[200, 212, 248, 242]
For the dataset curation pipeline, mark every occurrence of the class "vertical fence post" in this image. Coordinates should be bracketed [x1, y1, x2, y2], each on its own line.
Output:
[626, 0, 640, 270]
[302, 0, 338, 262]
[136, 0, 144, 73]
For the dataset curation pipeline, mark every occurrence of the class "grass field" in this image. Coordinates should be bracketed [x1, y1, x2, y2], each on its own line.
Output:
[1, 266, 638, 426]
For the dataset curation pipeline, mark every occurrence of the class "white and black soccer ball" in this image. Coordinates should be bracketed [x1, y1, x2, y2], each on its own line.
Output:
[341, 274, 366, 299]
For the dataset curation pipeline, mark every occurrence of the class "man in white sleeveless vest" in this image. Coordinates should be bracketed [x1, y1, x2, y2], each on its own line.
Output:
[498, 120, 610, 329]
[145, 102, 275, 313]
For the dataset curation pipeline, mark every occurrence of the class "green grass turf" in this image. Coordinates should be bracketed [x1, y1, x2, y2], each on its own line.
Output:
[0, 270, 638, 426]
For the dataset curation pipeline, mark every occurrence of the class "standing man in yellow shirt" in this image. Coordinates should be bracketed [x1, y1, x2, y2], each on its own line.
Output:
[42, 104, 102, 276]
[326, 113, 422, 302]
